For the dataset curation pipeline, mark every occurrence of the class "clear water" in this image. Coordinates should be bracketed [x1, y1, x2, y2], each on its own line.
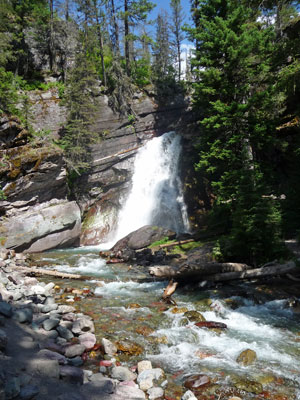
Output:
[35, 249, 300, 399]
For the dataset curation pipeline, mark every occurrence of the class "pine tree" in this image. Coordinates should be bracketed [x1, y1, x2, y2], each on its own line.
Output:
[170, 0, 185, 81]
[188, 0, 286, 264]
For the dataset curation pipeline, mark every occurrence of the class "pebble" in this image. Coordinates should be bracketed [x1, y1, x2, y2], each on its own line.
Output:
[37, 349, 67, 365]
[64, 344, 86, 358]
[147, 387, 164, 399]
[42, 318, 60, 331]
[0, 329, 7, 351]
[181, 390, 198, 400]
[4, 377, 20, 400]
[78, 332, 96, 350]
[57, 325, 74, 340]
[138, 360, 152, 374]
[102, 337, 117, 356]
[19, 385, 39, 400]
[41, 303, 58, 313]
[0, 301, 13, 317]
[59, 365, 84, 385]
[12, 308, 33, 323]
[72, 317, 94, 334]
[111, 366, 137, 381]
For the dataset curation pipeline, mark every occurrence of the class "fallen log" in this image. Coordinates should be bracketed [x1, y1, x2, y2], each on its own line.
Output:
[149, 262, 250, 279]
[15, 266, 87, 280]
[200, 261, 297, 283]
[159, 239, 195, 249]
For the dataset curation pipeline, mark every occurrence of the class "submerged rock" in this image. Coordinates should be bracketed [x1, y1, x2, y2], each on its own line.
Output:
[184, 374, 210, 391]
[183, 310, 206, 322]
[236, 349, 257, 366]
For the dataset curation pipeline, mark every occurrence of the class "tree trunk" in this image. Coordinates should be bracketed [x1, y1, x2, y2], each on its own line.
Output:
[124, 0, 131, 76]
[110, 0, 120, 57]
[49, 0, 56, 73]
[15, 266, 88, 280]
[93, 0, 107, 87]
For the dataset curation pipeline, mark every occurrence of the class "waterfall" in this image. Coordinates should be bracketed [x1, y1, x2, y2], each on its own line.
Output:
[113, 131, 190, 241]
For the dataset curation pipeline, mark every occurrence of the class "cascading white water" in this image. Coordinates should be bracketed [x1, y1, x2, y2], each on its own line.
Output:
[113, 131, 190, 241]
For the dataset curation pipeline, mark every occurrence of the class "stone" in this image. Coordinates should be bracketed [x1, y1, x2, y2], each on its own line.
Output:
[183, 310, 206, 323]
[72, 318, 95, 334]
[181, 390, 198, 400]
[113, 385, 146, 400]
[58, 305, 76, 314]
[233, 377, 262, 394]
[102, 338, 117, 356]
[41, 303, 58, 313]
[57, 325, 74, 340]
[67, 356, 84, 367]
[111, 366, 137, 382]
[37, 349, 67, 365]
[3, 201, 81, 253]
[0, 329, 7, 351]
[42, 340, 65, 354]
[184, 375, 210, 390]
[12, 308, 33, 323]
[60, 365, 84, 385]
[236, 348, 257, 366]
[58, 393, 86, 400]
[56, 337, 67, 346]
[137, 369, 164, 384]
[42, 318, 60, 331]
[116, 339, 143, 356]
[137, 360, 152, 374]
[147, 387, 164, 399]
[4, 377, 20, 399]
[19, 385, 39, 400]
[139, 377, 153, 391]
[64, 344, 86, 358]
[0, 301, 13, 317]
[28, 358, 60, 378]
[79, 332, 96, 350]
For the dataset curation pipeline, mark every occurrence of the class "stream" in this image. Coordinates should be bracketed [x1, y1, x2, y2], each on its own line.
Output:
[32, 248, 300, 400]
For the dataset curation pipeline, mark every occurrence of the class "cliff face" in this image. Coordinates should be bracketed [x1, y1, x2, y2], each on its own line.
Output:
[0, 87, 198, 251]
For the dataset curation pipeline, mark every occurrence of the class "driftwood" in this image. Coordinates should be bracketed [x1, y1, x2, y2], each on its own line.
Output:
[161, 279, 178, 305]
[159, 239, 195, 249]
[149, 261, 298, 284]
[16, 266, 86, 280]
[195, 321, 227, 329]
[149, 262, 250, 279]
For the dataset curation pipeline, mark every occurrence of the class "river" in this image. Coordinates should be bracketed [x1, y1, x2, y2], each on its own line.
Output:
[32, 248, 300, 400]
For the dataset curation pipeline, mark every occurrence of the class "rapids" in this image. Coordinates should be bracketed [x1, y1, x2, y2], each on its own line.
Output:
[35, 250, 300, 399]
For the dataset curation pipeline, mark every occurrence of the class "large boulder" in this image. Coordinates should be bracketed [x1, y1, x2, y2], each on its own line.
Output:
[109, 225, 176, 262]
[1, 200, 81, 252]
[112, 225, 176, 252]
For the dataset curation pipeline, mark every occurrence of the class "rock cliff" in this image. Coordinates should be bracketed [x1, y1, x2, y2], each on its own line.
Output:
[0, 87, 198, 251]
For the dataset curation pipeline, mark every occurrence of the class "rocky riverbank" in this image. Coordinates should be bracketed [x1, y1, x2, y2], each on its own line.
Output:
[0, 249, 204, 400]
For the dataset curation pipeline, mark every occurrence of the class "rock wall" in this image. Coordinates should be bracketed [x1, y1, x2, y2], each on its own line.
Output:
[0, 114, 81, 252]
[76, 91, 196, 245]
[0, 87, 198, 251]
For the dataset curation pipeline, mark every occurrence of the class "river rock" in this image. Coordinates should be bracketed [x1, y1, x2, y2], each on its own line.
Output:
[147, 387, 164, 399]
[113, 385, 146, 400]
[78, 332, 96, 350]
[42, 318, 60, 331]
[37, 349, 67, 365]
[102, 338, 117, 356]
[58, 305, 76, 314]
[57, 325, 74, 340]
[0, 301, 13, 317]
[0, 329, 7, 351]
[4, 377, 20, 399]
[137, 368, 164, 384]
[184, 310, 206, 323]
[19, 385, 39, 400]
[182, 390, 198, 400]
[67, 356, 84, 367]
[236, 349, 257, 366]
[41, 303, 58, 313]
[12, 308, 33, 323]
[72, 317, 95, 334]
[64, 344, 86, 358]
[184, 374, 210, 390]
[111, 366, 137, 381]
[137, 360, 152, 374]
[29, 358, 60, 378]
[116, 339, 143, 355]
[139, 377, 153, 391]
[233, 377, 262, 394]
[60, 365, 84, 385]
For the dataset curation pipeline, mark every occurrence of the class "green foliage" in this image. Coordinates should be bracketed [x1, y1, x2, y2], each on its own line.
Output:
[148, 237, 174, 248]
[0, 68, 20, 115]
[0, 190, 7, 200]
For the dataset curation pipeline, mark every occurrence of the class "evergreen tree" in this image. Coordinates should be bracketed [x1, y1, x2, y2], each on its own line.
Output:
[188, 0, 286, 264]
[60, 36, 99, 173]
[170, 0, 185, 81]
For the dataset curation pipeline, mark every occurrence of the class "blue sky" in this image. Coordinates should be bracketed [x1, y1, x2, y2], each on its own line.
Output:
[149, 0, 193, 44]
